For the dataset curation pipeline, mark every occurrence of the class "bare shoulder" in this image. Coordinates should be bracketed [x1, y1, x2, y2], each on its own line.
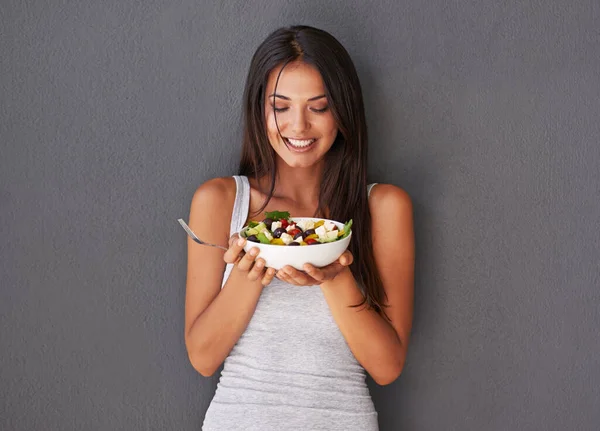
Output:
[368, 183, 414, 259]
[190, 176, 236, 210]
[368, 183, 413, 220]
[189, 176, 237, 242]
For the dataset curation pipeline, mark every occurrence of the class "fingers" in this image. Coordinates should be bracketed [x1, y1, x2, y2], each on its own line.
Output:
[276, 271, 299, 286]
[304, 261, 344, 283]
[229, 233, 240, 247]
[277, 266, 319, 286]
[248, 259, 276, 286]
[223, 237, 275, 287]
[237, 247, 259, 272]
[247, 257, 266, 281]
[224, 236, 246, 264]
[242, 255, 276, 287]
[339, 250, 354, 266]
[303, 264, 325, 283]
[261, 267, 276, 286]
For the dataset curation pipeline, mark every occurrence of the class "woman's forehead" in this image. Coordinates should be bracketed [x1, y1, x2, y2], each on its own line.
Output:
[265, 61, 326, 99]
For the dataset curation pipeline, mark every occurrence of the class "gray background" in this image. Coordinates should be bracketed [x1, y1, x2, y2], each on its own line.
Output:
[1, 0, 599, 430]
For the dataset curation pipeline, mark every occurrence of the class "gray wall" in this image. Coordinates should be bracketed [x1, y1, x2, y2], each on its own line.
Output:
[2, 1, 599, 430]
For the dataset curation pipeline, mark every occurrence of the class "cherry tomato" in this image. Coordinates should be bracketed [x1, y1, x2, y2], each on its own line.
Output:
[305, 238, 318, 245]
[288, 228, 301, 238]
[280, 219, 289, 229]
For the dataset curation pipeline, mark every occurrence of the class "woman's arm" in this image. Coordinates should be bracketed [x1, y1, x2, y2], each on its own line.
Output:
[184, 178, 275, 377]
[319, 184, 415, 385]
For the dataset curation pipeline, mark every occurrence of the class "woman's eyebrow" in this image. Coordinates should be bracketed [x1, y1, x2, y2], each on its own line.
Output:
[268, 93, 327, 101]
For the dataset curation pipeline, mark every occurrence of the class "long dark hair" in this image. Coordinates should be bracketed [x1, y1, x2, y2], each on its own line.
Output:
[238, 25, 387, 316]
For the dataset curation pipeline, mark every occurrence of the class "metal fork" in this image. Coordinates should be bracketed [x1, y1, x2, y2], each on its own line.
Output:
[177, 219, 228, 251]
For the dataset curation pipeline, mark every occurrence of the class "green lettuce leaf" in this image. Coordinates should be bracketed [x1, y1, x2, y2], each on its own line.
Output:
[264, 210, 290, 221]
[340, 219, 353, 239]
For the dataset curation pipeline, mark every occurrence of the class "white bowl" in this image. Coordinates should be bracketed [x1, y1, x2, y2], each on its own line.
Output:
[241, 217, 352, 270]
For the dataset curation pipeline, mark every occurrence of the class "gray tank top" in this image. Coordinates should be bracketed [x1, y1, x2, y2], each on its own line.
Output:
[202, 176, 379, 431]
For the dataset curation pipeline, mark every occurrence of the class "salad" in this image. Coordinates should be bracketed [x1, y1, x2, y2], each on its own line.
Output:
[240, 211, 352, 246]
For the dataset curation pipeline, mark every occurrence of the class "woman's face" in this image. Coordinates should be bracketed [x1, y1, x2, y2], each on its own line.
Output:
[264, 61, 338, 169]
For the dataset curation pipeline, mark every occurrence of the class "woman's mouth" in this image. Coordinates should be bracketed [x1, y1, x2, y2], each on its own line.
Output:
[284, 138, 317, 153]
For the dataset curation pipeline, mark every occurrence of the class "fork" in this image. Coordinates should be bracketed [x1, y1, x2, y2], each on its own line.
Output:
[177, 219, 228, 251]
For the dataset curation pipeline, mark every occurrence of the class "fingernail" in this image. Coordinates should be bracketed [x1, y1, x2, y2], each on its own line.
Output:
[250, 248, 258, 256]
[238, 238, 245, 246]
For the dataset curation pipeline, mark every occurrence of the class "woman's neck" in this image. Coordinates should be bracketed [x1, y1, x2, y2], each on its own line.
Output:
[258, 159, 324, 209]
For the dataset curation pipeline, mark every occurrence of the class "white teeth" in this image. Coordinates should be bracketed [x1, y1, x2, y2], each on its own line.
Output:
[287, 138, 316, 147]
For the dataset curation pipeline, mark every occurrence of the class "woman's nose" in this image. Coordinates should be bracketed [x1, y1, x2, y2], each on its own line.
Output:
[289, 109, 309, 135]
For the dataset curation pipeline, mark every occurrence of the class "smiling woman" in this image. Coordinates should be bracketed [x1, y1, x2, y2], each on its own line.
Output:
[265, 62, 338, 165]
[184, 25, 414, 431]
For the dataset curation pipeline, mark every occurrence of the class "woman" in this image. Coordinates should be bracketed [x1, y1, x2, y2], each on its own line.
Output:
[184, 25, 414, 430]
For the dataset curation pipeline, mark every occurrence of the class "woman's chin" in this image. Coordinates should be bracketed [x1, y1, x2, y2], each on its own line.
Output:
[279, 154, 324, 169]
[272, 141, 332, 169]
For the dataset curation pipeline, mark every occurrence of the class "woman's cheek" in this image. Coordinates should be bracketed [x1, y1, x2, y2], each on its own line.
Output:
[266, 112, 281, 136]
[266, 113, 276, 132]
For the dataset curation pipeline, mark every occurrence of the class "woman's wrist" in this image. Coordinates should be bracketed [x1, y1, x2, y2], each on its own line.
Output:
[320, 267, 361, 296]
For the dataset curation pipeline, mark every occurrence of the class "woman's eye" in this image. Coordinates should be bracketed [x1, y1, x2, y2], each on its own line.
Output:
[270, 105, 329, 113]
[311, 106, 329, 113]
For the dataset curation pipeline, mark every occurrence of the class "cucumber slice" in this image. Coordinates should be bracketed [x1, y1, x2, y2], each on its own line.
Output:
[254, 222, 267, 233]
[256, 232, 270, 244]
[245, 227, 259, 236]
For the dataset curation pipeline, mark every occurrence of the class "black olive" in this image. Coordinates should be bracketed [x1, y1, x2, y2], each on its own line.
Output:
[246, 235, 260, 243]
[288, 242, 300, 246]
[262, 218, 273, 230]
[272, 227, 286, 238]
[293, 232, 304, 240]
[302, 229, 316, 239]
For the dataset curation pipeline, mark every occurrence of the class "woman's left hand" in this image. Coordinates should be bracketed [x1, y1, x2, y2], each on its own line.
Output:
[276, 250, 354, 286]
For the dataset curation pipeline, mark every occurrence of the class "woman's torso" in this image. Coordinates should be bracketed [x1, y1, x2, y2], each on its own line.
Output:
[202, 175, 378, 431]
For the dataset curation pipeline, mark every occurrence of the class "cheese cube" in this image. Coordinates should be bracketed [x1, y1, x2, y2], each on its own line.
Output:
[271, 221, 282, 230]
[286, 224, 296, 232]
[263, 230, 273, 241]
[297, 220, 315, 231]
[280, 233, 293, 244]
[315, 225, 327, 238]
[324, 221, 336, 231]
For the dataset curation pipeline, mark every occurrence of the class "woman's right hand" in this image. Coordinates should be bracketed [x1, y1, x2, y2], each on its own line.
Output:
[224, 234, 276, 286]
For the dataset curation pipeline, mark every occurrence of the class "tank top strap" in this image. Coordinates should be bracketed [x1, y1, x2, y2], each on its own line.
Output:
[230, 175, 250, 236]
[367, 183, 378, 198]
